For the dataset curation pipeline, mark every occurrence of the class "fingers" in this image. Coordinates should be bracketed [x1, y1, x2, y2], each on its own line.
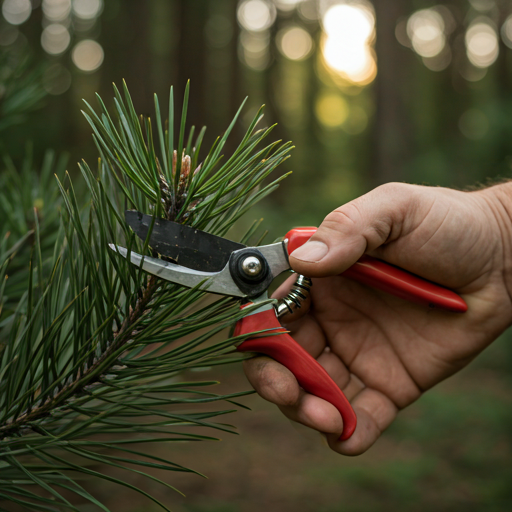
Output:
[243, 351, 357, 434]
[325, 388, 398, 456]
[242, 321, 329, 405]
[244, 352, 400, 456]
[279, 391, 344, 434]
[283, 314, 326, 358]
[289, 183, 422, 277]
[243, 356, 300, 407]
[280, 385, 399, 455]
[277, 352, 364, 434]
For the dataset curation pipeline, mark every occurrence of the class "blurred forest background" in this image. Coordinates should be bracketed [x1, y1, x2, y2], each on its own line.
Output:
[2, 0, 512, 511]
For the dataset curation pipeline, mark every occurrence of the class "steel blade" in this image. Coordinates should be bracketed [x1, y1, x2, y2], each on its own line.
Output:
[125, 210, 245, 272]
[110, 245, 246, 297]
[257, 242, 291, 278]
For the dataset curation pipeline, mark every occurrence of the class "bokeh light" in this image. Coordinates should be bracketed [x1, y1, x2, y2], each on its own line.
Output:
[422, 46, 451, 72]
[2, 0, 32, 26]
[320, 2, 376, 85]
[458, 108, 489, 139]
[315, 92, 349, 128]
[72, 0, 103, 20]
[237, 0, 276, 32]
[407, 9, 445, 58]
[0, 25, 19, 46]
[465, 20, 499, 68]
[298, 0, 318, 21]
[43, 62, 72, 95]
[42, 0, 71, 23]
[501, 15, 512, 49]
[239, 30, 270, 70]
[395, 18, 410, 48]
[322, 3, 374, 41]
[460, 64, 487, 82]
[72, 39, 104, 72]
[274, 0, 302, 12]
[41, 23, 71, 55]
[469, 0, 495, 12]
[277, 26, 313, 61]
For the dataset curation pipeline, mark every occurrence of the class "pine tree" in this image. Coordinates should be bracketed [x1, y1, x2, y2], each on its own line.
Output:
[0, 80, 292, 511]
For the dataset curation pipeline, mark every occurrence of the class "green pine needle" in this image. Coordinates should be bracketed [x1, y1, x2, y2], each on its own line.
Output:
[0, 82, 292, 510]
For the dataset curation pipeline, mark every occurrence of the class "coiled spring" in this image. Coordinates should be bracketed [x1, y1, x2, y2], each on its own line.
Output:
[275, 274, 313, 318]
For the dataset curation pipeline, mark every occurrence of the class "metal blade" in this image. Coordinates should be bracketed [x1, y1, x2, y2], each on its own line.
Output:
[257, 242, 291, 278]
[125, 210, 245, 272]
[110, 245, 246, 297]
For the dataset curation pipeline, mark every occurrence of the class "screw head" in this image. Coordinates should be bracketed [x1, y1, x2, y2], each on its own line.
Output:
[241, 256, 262, 277]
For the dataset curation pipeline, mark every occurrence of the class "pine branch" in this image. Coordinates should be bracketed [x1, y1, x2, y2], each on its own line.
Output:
[0, 82, 292, 511]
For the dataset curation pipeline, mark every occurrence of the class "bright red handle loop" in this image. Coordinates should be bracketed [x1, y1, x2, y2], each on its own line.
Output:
[285, 227, 467, 313]
[235, 307, 357, 441]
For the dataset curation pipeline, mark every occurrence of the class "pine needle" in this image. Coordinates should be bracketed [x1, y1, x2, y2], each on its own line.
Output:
[0, 82, 292, 510]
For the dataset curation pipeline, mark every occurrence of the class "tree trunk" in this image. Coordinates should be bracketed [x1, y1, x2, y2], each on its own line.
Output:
[371, 0, 415, 187]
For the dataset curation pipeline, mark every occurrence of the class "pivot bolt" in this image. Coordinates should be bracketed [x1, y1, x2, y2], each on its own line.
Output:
[241, 256, 262, 277]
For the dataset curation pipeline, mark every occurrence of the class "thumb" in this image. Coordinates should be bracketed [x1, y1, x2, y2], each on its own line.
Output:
[289, 183, 420, 277]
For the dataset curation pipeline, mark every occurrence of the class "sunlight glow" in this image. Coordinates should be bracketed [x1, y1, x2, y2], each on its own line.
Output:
[407, 9, 445, 58]
[237, 0, 276, 32]
[465, 20, 499, 68]
[321, 2, 376, 85]
[2, 0, 32, 25]
[277, 26, 313, 61]
[72, 39, 104, 72]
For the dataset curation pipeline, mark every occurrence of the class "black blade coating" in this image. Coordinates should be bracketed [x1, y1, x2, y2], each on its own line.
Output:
[125, 210, 246, 272]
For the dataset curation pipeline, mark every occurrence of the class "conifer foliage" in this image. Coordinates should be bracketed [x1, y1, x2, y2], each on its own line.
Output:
[0, 81, 292, 511]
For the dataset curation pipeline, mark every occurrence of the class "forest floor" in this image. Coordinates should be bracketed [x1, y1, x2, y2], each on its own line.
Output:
[89, 333, 512, 512]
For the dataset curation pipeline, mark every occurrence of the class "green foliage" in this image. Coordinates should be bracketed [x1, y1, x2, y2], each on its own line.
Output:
[0, 50, 46, 132]
[0, 82, 292, 511]
[0, 147, 67, 320]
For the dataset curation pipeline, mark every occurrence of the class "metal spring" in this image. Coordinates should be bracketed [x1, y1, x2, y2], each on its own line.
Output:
[275, 274, 313, 318]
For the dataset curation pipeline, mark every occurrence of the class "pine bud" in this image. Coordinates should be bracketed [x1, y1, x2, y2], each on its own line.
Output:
[172, 149, 178, 178]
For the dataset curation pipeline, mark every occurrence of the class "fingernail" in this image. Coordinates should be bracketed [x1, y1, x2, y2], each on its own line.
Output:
[290, 241, 328, 263]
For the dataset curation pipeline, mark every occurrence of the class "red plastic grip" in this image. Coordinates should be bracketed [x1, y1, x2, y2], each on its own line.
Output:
[285, 228, 467, 313]
[235, 307, 357, 441]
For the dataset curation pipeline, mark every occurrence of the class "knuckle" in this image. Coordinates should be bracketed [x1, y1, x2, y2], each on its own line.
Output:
[319, 203, 362, 238]
[374, 181, 409, 196]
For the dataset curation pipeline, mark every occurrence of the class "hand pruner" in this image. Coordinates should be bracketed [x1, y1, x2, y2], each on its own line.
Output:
[111, 211, 468, 441]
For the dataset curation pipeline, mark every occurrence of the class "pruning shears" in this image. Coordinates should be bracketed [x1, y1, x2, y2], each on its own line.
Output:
[111, 211, 468, 441]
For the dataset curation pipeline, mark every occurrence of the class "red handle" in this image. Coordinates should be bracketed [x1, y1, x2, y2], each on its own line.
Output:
[235, 306, 357, 441]
[286, 227, 467, 313]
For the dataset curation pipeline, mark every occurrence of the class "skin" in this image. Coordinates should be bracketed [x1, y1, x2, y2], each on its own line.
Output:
[243, 182, 512, 456]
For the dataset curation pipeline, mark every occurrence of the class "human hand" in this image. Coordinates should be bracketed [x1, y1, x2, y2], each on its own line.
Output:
[244, 182, 512, 455]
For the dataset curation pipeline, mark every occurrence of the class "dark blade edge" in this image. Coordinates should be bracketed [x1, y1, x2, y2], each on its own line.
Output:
[125, 210, 246, 272]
